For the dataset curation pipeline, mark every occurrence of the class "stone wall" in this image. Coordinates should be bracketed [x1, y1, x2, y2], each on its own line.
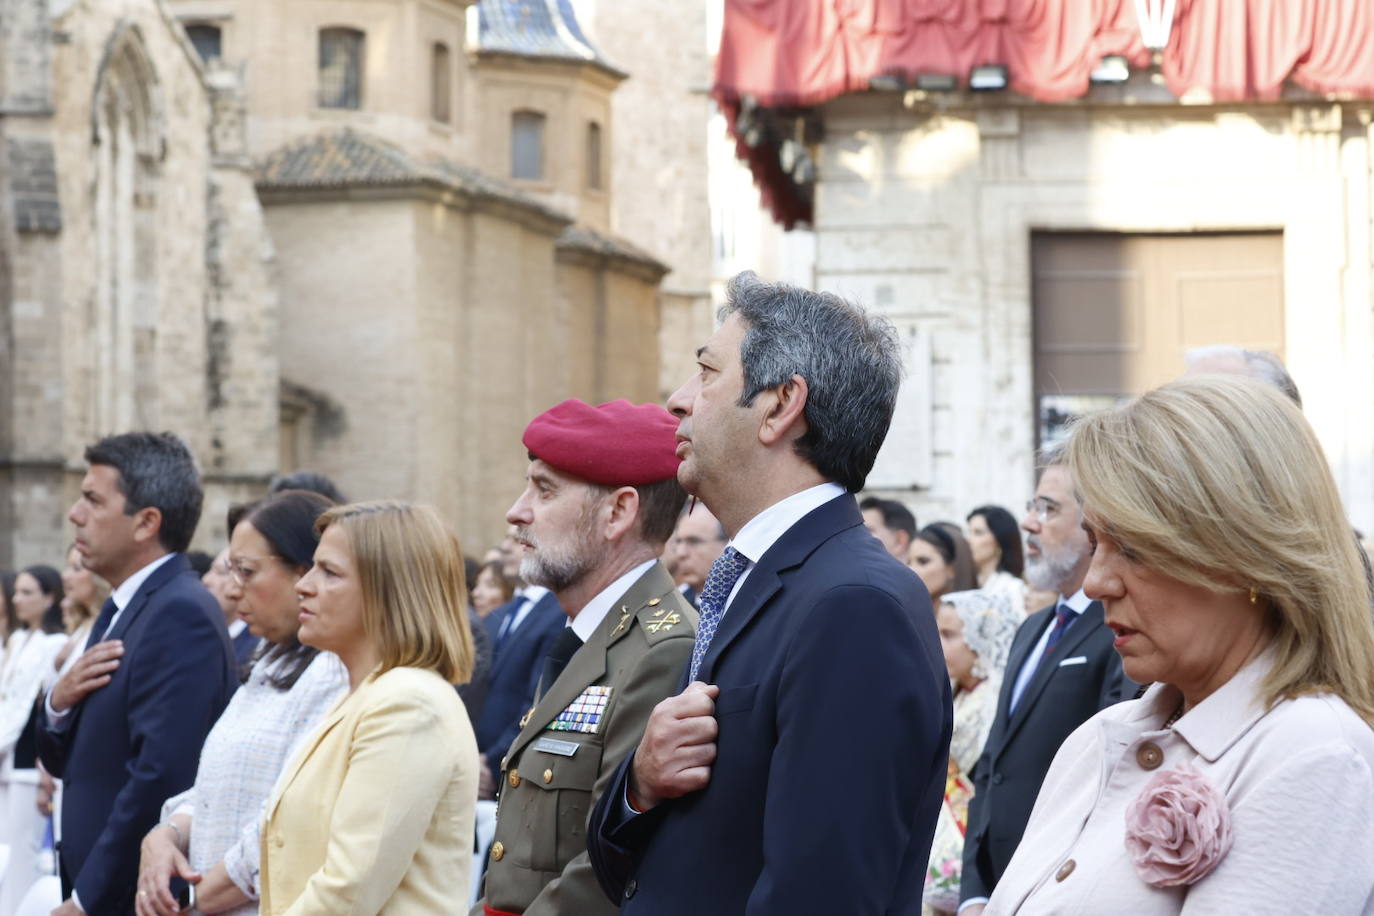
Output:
[815, 94, 1374, 531]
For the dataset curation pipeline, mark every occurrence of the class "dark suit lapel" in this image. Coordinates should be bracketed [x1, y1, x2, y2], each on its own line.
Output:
[997, 607, 1054, 725]
[104, 553, 192, 643]
[696, 494, 860, 685]
[1000, 601, 1105, 748]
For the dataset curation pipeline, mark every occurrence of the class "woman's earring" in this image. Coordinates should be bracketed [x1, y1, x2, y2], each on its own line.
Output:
[1248, 588, 1259, 605]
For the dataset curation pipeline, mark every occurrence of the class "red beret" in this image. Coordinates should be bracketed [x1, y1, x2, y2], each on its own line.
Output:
[523, 398, 682, 486]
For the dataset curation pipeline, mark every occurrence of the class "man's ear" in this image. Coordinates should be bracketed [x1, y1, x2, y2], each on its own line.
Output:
[758, 374, 809, 447]
[130, 505, 163, 547]
[604, 486, 641, 542]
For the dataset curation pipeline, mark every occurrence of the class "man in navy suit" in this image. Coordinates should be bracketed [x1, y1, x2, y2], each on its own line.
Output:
[587, 272, 952, 914]
[473, 569, 565, 795]
[39, 432, 236, 915]
[956, 447, 1133, 915]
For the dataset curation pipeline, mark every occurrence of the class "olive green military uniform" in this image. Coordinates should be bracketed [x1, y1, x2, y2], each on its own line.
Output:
[472, 561, 696, 916]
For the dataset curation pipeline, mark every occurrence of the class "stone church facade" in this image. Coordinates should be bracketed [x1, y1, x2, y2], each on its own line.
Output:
[0, 0, 672, 564]
[0, 0, 276, 567]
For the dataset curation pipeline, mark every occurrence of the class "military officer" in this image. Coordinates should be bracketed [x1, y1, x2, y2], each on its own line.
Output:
[473, 398, 697, 916]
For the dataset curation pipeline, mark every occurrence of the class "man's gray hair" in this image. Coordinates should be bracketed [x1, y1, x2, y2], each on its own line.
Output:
[717, 271, 902, 493]
[1185, 344, 1302, 407]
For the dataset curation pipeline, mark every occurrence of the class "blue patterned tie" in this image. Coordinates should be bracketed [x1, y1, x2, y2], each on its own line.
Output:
[1036, 603, 1079, 672]
[689, 546, 751, 682]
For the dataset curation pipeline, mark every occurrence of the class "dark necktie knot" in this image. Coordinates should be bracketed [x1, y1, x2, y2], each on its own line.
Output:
[84, 596, 120, 651]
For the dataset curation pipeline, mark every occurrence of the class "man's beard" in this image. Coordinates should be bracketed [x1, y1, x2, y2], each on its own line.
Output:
[517, 511, 602, 593]
[1024, 534, 1086, 592]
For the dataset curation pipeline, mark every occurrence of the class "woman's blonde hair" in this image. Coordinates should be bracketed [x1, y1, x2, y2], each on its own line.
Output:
[1067, 375, 1374, 725]
[316, 501, 474, 684]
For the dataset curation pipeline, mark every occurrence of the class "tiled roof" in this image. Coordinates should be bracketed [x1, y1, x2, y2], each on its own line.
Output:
[474, 0, 624, 76]
[256, 129, 566, 223]
[557, 224, 667, 276]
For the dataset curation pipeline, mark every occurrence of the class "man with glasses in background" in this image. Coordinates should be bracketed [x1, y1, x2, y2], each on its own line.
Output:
[957, 444, 1133, 916]
[667, 503, 725, 608]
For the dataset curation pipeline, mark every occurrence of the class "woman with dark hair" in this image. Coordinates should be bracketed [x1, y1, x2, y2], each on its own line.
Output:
[909, 523, 979, 603]
[0, 564, 67, 912]
[137, 491, 347, 916]
[0, 570, 17, 649]
[966, 505, 1027, 615]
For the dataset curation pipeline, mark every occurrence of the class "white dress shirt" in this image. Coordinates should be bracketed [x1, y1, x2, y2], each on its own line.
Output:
[569, 559, 656, 642]
[719, 481, 847, 618]
[45, 552, 178, 728]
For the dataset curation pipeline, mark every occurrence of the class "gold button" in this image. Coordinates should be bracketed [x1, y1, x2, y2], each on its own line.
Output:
[648, 598, 660, 606]
[1136, 742, 1164, 770]
[508, 769, 521, 788]
[543, 768, 553, 783]
[490, 841, 504, 861]
[1055, 859, 1075, 882]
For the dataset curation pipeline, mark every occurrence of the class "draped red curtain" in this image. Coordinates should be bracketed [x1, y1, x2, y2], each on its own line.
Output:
[715, 0, 1374, 225]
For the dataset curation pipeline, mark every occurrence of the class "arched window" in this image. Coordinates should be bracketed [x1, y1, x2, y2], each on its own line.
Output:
[92, 25, 164, 432]
[585, 120, 603, 190]
[511, 110, 545, 181]
[431, 42, 451, 123]
[184, 24, 222, 62]
[318, 28, 364, 109]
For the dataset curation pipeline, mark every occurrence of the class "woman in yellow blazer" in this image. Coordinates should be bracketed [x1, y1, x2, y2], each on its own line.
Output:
[258, 501, 478, 915]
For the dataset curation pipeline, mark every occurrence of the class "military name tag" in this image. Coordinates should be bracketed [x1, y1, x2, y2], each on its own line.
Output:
[533, 737, 580, 757]
[545, 684, 611, 734]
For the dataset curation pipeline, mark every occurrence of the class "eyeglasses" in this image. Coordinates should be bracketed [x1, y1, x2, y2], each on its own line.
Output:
[229, 555, 287, 587]
[1024, 497, 1062, 525]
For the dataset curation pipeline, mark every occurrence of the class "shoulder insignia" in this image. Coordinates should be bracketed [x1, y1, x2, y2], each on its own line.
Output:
[635, 591, 697, 643]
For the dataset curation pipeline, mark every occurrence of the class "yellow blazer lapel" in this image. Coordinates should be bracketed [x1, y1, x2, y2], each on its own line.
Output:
[504, 563, 676, 762]
[264, 685, 357, 821]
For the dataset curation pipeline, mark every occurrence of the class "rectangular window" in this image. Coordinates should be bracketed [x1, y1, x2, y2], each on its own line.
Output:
[185, 24, 222, 62]
[511, 110, 545, 181]
[431, 43, 451, 123]
[319, 28, 365, 109]
[586, 121, 602, 190]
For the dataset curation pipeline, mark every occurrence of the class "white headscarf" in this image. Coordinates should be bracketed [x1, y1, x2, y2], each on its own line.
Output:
[940, 588, 1020, 680]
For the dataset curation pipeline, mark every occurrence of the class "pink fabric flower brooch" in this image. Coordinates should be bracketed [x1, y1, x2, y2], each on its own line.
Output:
[1124, 762, 1234, 887]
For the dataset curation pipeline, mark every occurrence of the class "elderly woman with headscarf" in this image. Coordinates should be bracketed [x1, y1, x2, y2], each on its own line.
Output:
[924, 588, 1021, 914]
[985, 376, 1374, 914]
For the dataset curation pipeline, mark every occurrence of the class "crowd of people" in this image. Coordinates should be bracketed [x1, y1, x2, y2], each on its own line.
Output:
[0, 272, 1371, 915]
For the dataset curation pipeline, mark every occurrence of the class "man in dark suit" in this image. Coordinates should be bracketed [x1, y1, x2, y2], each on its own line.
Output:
[957, 446, 1134, 915]
[587, 272, 952, 914]
[474, 572, 565, 797]
[39, 432, 236, 915]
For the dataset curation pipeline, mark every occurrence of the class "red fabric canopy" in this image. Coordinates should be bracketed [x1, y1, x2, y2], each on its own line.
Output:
[715, 0, 1374, 226]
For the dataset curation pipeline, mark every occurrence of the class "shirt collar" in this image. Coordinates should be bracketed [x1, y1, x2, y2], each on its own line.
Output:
[518, 584, 550, 606]
[568, 559, 656, 642]
[111, 553, 178, 611]
[1166, 646, 1277, 762]
[1058, 588, 1092, 614]
[728, 482, 848, 566]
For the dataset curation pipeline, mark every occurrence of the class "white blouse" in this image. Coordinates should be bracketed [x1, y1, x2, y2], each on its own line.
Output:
[161, 649, 347, 914]
[988, 651, 1374, 914]
[0, 628, 66, 762]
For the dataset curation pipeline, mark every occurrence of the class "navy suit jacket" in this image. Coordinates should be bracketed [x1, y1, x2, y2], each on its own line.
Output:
[230, 625, 260, 666]
[473, 590, 565, 768]
[37, 554, 236, 914]
[959, 600, 1133, 903]
[588, 494, 952, 914]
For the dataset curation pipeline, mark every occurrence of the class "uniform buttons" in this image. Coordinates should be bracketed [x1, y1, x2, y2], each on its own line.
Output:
[624, 878, 638, 899]
[647, 598, 660, 607]
[1055, 859, 1076, 882]
[1136, 742, 1164, 770]
[543, 768, 553, 784]
[508, 769, 522, 788]
[490, 841, 505, 861]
